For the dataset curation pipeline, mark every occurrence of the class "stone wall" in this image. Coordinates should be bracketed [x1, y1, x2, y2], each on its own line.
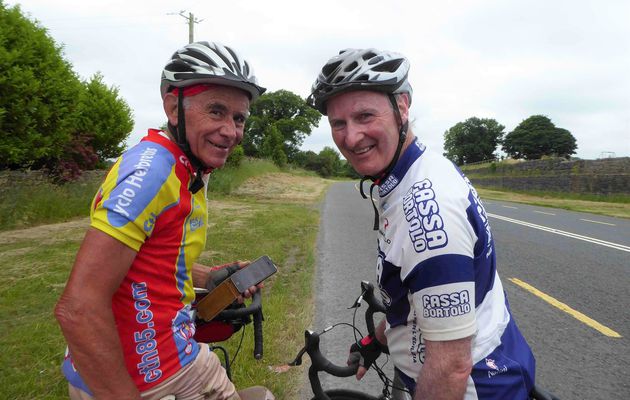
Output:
[465, 157, 630, 195]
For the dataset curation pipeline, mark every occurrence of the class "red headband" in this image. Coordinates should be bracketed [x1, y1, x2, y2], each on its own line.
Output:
[170, 84, 217, 97]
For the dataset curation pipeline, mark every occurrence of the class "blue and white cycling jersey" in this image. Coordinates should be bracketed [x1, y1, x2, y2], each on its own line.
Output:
[375, 138, 535, 399]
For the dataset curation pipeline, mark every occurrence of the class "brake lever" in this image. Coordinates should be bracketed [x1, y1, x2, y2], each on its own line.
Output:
[288, 345, 307, 366]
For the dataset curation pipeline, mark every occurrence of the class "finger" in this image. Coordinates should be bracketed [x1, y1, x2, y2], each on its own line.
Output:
[237, 260, 250, 269]
[356, 366, 367, 380]
[347, 352, 360, 366]
[236, 295, 245, 304]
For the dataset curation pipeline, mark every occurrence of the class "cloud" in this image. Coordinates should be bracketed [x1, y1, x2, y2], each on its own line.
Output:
[8, 0, 629, 160]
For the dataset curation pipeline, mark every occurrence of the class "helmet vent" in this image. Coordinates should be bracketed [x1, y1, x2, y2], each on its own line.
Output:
[367, 55, 384, 65]
[363, 51, 377, 60]
[322, 61, 342, 77]
[356, 74, 370, 82]
[372, 59, 404, 72]
[344, 61, 358, 72]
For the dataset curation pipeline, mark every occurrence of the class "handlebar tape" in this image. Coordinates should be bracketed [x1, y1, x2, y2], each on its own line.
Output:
[253, 308, 263, 359]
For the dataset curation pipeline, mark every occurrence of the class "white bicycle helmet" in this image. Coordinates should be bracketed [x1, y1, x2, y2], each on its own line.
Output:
[309, 48, 414, 230]
[161, 41, 266, 101]
[307, 48, 412, 115]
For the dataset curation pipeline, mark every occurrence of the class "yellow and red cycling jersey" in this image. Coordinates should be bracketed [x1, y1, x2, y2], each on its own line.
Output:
[63, 129, 208, 392]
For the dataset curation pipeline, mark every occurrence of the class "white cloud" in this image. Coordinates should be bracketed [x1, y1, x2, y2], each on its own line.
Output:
[8, 0, 630, 160]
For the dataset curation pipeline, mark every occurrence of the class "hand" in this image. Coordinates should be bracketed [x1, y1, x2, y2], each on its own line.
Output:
[205, 261, 263, 304]
[347, 335, 383, 380]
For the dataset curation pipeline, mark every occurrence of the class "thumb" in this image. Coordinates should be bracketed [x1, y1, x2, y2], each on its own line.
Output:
[356, 366, 368, 380]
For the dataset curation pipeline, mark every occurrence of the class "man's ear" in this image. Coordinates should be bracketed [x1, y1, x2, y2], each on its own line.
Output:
[396, 93, 410, 123]
[163, 93, 178, 126]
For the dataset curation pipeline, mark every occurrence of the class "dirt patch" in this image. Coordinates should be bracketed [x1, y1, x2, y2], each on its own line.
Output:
[0, 217, 89, 245]
[233, 173, 332, 203]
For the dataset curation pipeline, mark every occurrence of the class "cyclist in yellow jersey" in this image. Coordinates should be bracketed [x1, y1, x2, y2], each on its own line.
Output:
[55, 42, 274, 400]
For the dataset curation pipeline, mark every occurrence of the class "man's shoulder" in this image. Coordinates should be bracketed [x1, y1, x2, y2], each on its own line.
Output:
[116, 140, 179, 182]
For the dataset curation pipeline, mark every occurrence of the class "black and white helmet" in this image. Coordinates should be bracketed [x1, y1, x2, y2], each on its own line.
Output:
[161, 41, 266, 101]
[307, 48, 412, 115]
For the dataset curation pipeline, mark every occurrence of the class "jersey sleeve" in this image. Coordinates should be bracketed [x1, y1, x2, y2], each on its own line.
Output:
[398, 175, 478, 341]
[90, 142, 179, 251]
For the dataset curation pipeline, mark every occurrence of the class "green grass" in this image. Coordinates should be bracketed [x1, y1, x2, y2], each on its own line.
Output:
[0, 174, 103, 232]
[208, 158, 280, 194]
[477, 188, 630, 219]
[0, 164, 325, 400]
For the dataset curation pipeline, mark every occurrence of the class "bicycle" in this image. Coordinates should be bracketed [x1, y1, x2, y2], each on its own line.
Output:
[290, 281, 561, 400]
[193, 288, 266, 381]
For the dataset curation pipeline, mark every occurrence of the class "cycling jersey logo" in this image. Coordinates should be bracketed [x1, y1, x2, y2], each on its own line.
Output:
[422, 290, 471, 318]
[402, 179, 448, 253]
[485, 358, 508, 378]
[144, 212, 158, 233]
[189, 216, 204, 232]
[379, 174, 399, 196]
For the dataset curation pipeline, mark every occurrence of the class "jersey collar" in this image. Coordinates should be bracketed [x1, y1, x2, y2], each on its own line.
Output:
[378, 137, 426, 197]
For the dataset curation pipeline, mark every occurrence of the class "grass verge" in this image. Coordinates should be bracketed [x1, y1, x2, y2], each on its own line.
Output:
[0, 170, 331, 400]
[477, 188, 630, 219]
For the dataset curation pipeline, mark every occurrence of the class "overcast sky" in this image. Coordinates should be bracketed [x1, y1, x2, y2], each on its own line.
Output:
[9, 0, 630, 160]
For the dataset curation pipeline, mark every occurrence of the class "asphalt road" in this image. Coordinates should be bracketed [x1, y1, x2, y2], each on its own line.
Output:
[302, 181, 630, 399]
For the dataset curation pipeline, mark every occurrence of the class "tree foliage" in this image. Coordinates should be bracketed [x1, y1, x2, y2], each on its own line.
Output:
[75, 72, 134, 160]
[292, 147, 345, 178]
[0, 2, 81, 168]
[0, 3, 135, 177]
[244, 89, 321, 163]
[443, 117, 505, 165]
[502, 115, 577, 160]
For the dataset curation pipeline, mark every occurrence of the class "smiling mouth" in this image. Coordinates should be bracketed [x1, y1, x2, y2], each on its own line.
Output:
[207, 140, 229, 150]
[352, 145, 375, 155]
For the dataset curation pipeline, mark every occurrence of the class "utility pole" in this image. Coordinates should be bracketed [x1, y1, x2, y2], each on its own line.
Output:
[169, 10, 204, 44]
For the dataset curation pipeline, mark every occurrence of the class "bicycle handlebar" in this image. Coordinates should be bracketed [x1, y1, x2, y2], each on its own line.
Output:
[217, 291, 264, 359]
[290, 281, 385, 400]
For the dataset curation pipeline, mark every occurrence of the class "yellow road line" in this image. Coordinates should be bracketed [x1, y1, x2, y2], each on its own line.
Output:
[508, 278, 622, 338]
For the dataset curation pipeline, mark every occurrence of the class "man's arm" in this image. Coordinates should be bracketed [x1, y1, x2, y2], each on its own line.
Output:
[414, 336, 473, 400]
[55, 228, 140, 399]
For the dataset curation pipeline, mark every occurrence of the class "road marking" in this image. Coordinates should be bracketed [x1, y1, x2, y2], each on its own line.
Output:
[580, 218, 616, 226]
[533, 210, 556, 216]
[509, 278, 622, 338]
[502, 205, 518, 209]
[488, 213, 630, 253]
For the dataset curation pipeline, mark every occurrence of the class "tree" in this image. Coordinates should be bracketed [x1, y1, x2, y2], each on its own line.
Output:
[259, 125, 286, 166]
[317, 147, 343, 177]
[443, 117, 505, 165]
[502, 115, 577, 160]
[74, 72, 134, 160]
[0, 2, 82, 168]
[244, 89, 321, 162]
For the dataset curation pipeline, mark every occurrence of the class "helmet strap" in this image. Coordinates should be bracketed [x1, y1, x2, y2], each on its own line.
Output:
[168, 89, 206, 194]
[359, 94, 409, 230]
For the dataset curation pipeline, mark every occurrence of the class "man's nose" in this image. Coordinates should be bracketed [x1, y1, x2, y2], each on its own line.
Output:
[345, 121, 364, 147]
[219, 118, 239, 139]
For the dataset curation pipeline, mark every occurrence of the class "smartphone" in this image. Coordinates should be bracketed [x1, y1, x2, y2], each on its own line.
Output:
[230, 255, 277, 292]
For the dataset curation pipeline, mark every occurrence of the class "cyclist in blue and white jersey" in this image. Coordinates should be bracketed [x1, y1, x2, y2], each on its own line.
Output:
[308, 48, 536, 399]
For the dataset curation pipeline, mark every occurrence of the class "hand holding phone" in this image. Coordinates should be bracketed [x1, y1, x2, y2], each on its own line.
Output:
[195, 256, 277, 321]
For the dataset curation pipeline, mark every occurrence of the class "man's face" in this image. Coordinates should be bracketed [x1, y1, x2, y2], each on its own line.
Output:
[326, 91, 406, 177]
[166, 86, 250, 169]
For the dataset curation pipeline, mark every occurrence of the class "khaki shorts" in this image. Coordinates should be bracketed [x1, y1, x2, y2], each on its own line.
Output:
[69, 343, 239, 400]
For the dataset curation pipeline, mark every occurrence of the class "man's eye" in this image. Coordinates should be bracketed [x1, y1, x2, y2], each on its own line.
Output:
[234, 115, 246, 125]
[331, 121, 345, 130]
[358, 113, 373, 122]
